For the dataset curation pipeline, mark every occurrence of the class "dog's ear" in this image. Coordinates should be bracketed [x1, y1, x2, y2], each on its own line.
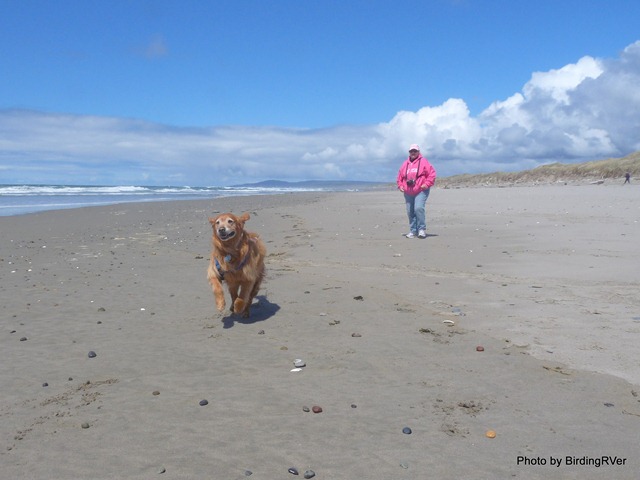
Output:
[239, 212, 250, 223]
[208, 217, 217, 226]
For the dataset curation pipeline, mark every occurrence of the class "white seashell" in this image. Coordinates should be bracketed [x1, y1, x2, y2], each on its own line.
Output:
[294, 359, 306, 367]
[442, 320, 455, 326]
[290, 368, 302, 372]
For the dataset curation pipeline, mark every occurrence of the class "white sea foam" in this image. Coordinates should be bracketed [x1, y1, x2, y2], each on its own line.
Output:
[0, 182, 382, 216]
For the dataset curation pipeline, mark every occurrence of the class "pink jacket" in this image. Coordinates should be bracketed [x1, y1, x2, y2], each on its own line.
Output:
[396, 154, 436, 196]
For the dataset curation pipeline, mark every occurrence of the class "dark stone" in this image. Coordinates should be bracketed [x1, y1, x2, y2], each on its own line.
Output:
[402, 427, 412, 434]
[288, 467, 299, 475]
[42, 382, 48, 387]
[312, 406, 323, 413]
[199, 399, 209, 406]
[20, 337, 27, 341]
[304, 470, 316, 479]
[88, 351, 97, 358]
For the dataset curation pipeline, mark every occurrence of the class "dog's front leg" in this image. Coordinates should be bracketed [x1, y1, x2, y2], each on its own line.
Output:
[233, 282, 253, 317]
[228, 284, 240, 312]
[208, 272, 226, 312]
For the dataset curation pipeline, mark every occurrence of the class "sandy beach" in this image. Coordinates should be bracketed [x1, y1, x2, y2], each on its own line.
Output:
[1, 184, 639, 479]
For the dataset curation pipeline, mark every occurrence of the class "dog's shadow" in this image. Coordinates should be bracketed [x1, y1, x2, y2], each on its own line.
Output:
[222, 295, 280, 329]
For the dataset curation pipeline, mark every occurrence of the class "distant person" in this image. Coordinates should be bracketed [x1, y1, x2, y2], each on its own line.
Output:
[624, 172, 631, 184]
[396, 144, 437, 238]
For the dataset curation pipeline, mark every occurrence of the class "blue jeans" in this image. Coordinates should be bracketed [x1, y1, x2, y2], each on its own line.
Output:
[404, 189, 430, 233]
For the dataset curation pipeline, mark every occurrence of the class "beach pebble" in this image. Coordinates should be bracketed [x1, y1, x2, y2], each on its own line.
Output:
[294, 359, 306, 368]
[476, 346, 485, 352]
[351, 404, 357, 408]
[288, 467, 299, 475]
[88, 351, 97, 358]
[312, 406, 323, 413]
[353, 296, 364, 301]
[351, 332, 362, 337]
[304, 470, 316, 479]
[302, 406, 310, 412]
[402, 427, 412, 434]
[199, 399, 208, 406]
[81, 422, 90, 429]
[152, 391, 160, 396]
[604, 402, 615, 407]
[400, 462, 409, 469]
[290, 368, 302, 372]
[157, 467, 166, 474]
[20, 337, 27, 341]
[244, 470, 253, 476]
[98, 307, 106, 312]
[485, 430, 496, 438]
[42, 382, 48, 387]
[257, 330, 265, 335]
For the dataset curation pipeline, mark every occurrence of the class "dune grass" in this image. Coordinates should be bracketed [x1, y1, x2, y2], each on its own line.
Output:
[438, 151, 640, 187]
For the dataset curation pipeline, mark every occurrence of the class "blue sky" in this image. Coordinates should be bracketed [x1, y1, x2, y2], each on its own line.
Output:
[1, 0, 639, 186]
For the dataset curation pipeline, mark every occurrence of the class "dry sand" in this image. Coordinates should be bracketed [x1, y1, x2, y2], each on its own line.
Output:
[1, 185, 639, 479]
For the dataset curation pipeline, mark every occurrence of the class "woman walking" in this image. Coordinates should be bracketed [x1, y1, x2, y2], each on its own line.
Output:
[396, 144, 437, 238]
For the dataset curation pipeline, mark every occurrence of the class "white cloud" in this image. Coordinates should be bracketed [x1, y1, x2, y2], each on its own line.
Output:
[1, 41, 639, 184]
[525, 56, 603, 103]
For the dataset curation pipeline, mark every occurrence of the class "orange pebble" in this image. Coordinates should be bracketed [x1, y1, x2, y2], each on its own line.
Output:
[476, 346, 485, 352]
[485, 430, 496, 438]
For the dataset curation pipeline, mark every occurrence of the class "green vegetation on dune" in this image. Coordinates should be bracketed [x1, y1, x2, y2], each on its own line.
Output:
[439, 151, 640, 187]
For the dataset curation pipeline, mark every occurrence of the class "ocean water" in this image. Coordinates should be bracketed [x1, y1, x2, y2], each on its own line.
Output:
[0, 183, 382, 217]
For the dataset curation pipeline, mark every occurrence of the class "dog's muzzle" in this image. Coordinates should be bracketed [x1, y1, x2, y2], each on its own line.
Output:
[217, 228, 235, 241]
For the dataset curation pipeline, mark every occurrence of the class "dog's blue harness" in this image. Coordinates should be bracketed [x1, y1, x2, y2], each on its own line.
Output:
[214, 252, 250, 281]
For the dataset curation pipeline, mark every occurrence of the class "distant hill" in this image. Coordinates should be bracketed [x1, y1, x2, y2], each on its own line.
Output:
[438, 151, 640, 188]
[231, 179, 387, 189]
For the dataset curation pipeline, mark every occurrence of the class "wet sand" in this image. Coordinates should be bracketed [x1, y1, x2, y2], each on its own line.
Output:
[1, 185, 639, 479]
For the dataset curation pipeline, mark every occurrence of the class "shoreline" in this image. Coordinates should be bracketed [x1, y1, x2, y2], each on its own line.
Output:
[2, 185, 639, 478]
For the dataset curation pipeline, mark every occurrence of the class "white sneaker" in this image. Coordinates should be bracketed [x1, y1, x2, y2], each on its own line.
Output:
[418, 230, 427, 238]
[405, 232, 416, 238]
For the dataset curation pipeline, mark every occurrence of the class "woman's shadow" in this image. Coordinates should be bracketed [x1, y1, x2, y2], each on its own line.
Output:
[222, 295, 280, 329]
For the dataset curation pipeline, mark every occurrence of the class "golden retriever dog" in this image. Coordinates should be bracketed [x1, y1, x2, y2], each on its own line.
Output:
[207, 212, 266, 317]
